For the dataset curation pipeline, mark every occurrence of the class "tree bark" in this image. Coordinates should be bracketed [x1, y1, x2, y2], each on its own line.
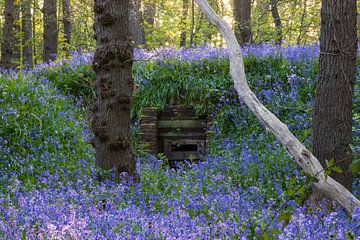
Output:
[129, 0, 146, 47]
[270, 0, 282, 45]
[195, 0, 360, 216]
[313, 0, 357, 192]
[62, 0, 72, 53]
[92, 0, 136, 180]
[32, 0, 37, 64]
[22, 0, 33, 67]
[43, 0, 58, 62]
[296, 0, 307, 45]
[1, 0, 15, 69]
[143, 1, 156, 47]
[189, 0, 195, 46]
[233, 0, 252, 44]
[13, 1, 21, 64]
[179, 0, 190, 47]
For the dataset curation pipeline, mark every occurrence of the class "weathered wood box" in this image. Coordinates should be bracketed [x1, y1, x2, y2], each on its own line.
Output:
[140, 106, 207, 162]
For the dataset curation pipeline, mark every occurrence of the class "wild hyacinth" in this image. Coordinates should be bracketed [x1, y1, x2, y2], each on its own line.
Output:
[0, 44, 359, 239]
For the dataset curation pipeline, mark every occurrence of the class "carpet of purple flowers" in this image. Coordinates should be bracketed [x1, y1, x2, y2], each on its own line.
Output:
[0, 44, 359, 239]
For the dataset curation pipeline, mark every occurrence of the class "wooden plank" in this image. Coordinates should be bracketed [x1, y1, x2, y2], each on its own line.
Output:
[159, 132, 206, 137]
[158, 120, 206, 128]
[166, 152, 202, 160]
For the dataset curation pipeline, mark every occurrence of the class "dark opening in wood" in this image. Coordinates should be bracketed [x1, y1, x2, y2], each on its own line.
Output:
[171, 144, 198, 152]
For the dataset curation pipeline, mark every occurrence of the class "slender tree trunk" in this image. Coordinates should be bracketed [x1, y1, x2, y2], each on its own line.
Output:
[313, 0, 357, 192]
[189, 0, 195, 46]
[233, 0, 252, 44]
[179, 0, 190, 47]
[296, 0, 307, 45]
[270, 0, 282, 45]
[13, 0, 21, 64]
[1, 0, 15, 69]
[22, 0, 33, 67]
[62, 0, 71, 53]
[32, 0, 37, 64]
[129, 0, 145, 47]
[92, 0, 136, 180]
[43, 0, 58, 62]
[143, 1, 156, 47]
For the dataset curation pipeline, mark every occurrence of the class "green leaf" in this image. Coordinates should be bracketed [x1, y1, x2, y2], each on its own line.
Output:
[326, 159, 334, 168]
[331, 166, 343, 174]
[270, 228, 281, 234]
[287, 188, 295, 197]
[349, 160, 360, 173]
[278, 210, 293, 229]
[288, 176, 296, 186]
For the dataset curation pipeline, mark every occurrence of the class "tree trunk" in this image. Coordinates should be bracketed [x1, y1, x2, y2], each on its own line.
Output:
[13, 1, 21, 64]
[1, 0, 15, 69]
[270, 0, 282, 45]
[62, 0, 72, 53]
[43, 0, 58, 62]
[313, 0, 357, 192]
[195, 0, 360, 216]
[233, 0, 252, 44]
[22, 0, 33, 67]
[179, 0, 190, 47]
[129, 0, 146, 47]
[32, 0, 37, 64]
[143, 1, 156, 47]
[296, 0, 307, 45]
[189, 0, 195, 46]
[92, 0, 136, 180]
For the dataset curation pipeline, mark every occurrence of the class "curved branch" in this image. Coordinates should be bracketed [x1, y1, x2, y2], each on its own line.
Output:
[195, 0, 360, 215]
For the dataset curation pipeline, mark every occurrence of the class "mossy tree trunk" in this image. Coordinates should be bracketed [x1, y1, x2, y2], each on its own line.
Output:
[22, 0, 33, 67]
[270, 0, 282, 45]
[179, 0, 190, 47]
[62, 0, 72, 53]
[92, 0, 136, 180]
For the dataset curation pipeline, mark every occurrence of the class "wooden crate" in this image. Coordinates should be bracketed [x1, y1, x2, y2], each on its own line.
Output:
[140, 106, 207, 161]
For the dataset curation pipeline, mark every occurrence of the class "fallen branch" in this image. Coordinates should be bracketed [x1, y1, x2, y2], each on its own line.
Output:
[195, 0, 360, 215]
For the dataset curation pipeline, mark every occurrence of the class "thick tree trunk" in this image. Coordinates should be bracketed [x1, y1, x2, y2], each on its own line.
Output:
[233, 0, 252, 44]
[195, 0, 360, 215]
[179, 0, 190, 47]
[92, 0, 136, 180]
[129, 0, 146, 47]
[1, 0, 15, 69]
[270, 0, 282, 45]
[22, 0, 33, 67]
[313, 0, 357, 192]
[43, 0, 58, 62]
[62, 0, 72, 53]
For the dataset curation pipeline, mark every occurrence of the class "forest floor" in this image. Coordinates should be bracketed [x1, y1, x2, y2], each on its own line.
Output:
[0, 44, 359, 239]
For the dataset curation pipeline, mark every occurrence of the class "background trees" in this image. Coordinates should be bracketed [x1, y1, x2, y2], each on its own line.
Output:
[0, 0, 324, 68]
